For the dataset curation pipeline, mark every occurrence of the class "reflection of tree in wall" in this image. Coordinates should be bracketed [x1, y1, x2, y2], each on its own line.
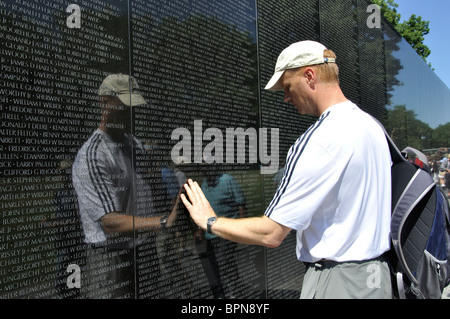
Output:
[371, 0, 432, 66]
[387, 105, 432, 151]
[320, 0, 403, 121]
[386, 105, 450, 151]
[319, 1, 449, 153]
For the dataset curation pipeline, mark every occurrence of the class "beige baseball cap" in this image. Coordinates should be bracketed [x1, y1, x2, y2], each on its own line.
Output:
[265, 40, 336, 91]
[98, 73, 147, 106]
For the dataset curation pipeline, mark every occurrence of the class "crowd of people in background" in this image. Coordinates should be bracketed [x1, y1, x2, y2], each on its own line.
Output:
[429, 148, 450, 198]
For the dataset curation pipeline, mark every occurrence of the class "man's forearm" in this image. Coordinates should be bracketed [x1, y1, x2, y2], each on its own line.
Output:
[209, 215, 288, 248]
[181, 179, 292, 248]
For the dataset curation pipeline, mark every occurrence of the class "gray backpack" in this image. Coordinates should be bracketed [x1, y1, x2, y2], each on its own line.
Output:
[382, 129, 450, 299]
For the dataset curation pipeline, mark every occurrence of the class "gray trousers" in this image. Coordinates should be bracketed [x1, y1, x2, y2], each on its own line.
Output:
[300, 256, 393, 299]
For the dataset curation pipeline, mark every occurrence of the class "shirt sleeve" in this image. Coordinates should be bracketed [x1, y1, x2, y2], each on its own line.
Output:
[264, 139, 341, 231]
[79, 145, 127, 222]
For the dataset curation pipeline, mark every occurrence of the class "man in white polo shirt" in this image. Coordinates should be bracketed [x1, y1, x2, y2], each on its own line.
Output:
[181, 41, 393, 298]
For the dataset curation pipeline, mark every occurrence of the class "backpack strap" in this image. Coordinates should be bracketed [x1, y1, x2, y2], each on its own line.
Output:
[402, 146, 430, 170]
[396, 273, 407, 299]
[370, 116, 406, 164]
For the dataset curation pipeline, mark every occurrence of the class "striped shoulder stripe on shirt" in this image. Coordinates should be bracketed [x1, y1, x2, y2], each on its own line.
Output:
[86, 132, 117, 214]
[265, 111, 331, 218]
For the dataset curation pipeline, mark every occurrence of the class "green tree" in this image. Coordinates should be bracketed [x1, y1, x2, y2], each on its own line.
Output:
[371, 0, 401, 26]
[396, 14, 431, 62]
[433, 123, 450, 148]
[371, 0, 431, 63]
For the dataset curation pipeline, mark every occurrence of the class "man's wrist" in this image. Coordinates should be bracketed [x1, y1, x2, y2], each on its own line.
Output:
[160, 215, 168, 228]
[206, 216, 217, 234]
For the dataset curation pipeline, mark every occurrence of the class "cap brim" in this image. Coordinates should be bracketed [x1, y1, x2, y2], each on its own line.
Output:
[264, 70, 285, 91]
[118, 93, 147, 107]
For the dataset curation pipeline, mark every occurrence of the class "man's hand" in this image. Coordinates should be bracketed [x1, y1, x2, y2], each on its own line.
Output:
[180, 179, 217, 231]
[181, 179, 291, 248]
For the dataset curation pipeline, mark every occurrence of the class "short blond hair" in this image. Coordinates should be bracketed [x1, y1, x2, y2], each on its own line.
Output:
[289, 49, 339, 84]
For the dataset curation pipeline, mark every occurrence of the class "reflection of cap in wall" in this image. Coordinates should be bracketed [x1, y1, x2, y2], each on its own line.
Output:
[265, 40, 336, 91]
[99, 73, 147, 106]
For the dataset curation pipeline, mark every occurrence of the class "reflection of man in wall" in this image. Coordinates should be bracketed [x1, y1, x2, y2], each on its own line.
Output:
[72, 74, 177, 298]
[195, 162, 245, 298]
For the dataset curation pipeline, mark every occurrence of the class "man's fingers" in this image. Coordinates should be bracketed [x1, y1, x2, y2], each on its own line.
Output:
[187, 179, 203, 203]
[189, 179, 209, 204]
[183, 181, 197, 205]
[180, 194, 192, 209]
[183, 179, 212, 212]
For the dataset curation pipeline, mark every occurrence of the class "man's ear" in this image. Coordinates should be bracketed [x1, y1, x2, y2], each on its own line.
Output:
[304, 68, 315, 82]
[303, 67, 317, 88]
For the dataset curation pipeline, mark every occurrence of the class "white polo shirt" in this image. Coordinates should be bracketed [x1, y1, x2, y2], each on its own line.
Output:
[265, 101, 391, 263]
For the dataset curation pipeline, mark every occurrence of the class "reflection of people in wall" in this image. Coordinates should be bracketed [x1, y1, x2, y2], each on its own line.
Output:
[195, 164, 245, 299]
[72, 74, 177, 298]
[439, 154, 450, 197]
[182, 41, 393, 299]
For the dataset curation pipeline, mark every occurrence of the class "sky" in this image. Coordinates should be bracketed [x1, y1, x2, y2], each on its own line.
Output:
[395, 0, 450, 89]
